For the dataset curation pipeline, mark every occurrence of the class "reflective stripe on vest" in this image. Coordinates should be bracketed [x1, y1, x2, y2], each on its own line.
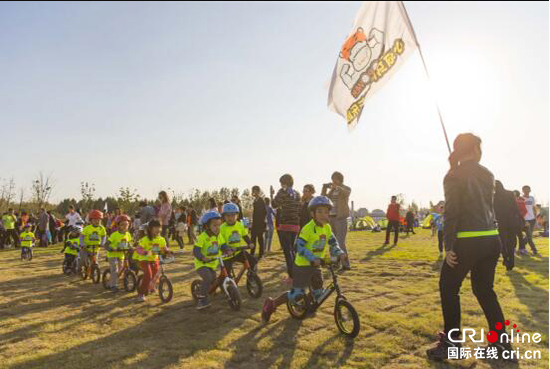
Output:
[456, 229, 499, 238]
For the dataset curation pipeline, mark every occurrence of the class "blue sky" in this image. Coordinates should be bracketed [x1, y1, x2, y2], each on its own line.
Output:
[0, 1, 548, 210]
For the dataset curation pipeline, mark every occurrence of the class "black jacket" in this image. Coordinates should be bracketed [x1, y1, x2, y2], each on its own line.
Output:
[494, 188, 523, 230]
[252, 197, 267, 231]
[443, 160, 497, 251]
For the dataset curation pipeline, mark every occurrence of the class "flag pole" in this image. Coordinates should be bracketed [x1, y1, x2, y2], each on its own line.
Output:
[401, 2, 452, 154]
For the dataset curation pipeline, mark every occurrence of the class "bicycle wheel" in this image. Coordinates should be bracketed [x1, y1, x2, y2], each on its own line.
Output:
[91, 265, 101, 284]
[287, 292, 311, 320]
[158, 275, 173, 303]
[123, 271, 137, 292]
[246, 273, 263, 298]
[227, 284, 241, 311]
[334, 298, 360, 338]
[190, 280, 201, 301]
[102, 270, 111, 290]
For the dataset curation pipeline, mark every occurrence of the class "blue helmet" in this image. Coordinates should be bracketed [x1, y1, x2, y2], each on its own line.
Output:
[308, 196, 333, 212]
[221, 202, 240, 215]
[200, 211, 222, 226]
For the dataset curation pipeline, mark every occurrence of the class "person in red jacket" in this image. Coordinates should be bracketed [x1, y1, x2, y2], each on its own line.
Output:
[384, 196, 400, 245]
[513, 190, 528, 255]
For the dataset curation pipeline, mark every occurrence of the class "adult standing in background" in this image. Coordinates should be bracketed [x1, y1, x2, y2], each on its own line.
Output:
[519, 185, 539, 256]
[494, 181, 523, 270]
[513, 190, 527, 254]
[405, 209, 416, 235]
[47, 211, 58, 244]
[385, 196, 400, 246]
[37, 208, 50, 247]
[231, 195, 244, 221]
[271, 174, 301, 281]
[322, 171, 352, 271]
[188, 209, 198, 244]
[299, 184, 315, 228]
[2, 208, 18, 248]
[138, 201, 156, 240]
[158, 191, 172, 246]
[251, 186, 267, 259]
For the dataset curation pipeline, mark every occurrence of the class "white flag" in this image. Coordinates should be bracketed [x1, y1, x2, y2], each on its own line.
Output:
[328, 1, 418, 127]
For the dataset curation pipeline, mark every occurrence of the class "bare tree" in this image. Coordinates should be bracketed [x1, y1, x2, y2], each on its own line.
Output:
[4, 178, 15, 208]
[18, 187, 25, 212]
[31, 172, 54, 209]
[80, 182, 96, 211]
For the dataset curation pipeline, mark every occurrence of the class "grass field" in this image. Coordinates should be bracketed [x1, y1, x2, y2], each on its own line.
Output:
[0, 229, 547, 369]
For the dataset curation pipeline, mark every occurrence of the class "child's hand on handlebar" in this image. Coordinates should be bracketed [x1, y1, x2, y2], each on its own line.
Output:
[247, 243, 254, 250]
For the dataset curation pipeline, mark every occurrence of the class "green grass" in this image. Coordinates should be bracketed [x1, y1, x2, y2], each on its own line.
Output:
[0, 229, 547, 368]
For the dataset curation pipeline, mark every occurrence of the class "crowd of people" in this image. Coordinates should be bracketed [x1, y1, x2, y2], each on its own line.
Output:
[1, 133, 548, 363]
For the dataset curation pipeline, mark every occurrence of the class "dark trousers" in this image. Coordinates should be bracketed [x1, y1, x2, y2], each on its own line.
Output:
[385, 220, 400, 244]
[405, 222, 415, 235]
[37, 229, 48, 247]
[437, 230, 444, 253]
[251, 227, 265, 258]
[161, 225, 170, 247]
[439, 236, 506, 338]
[3, 229, 19, 248]
[499, 227, 515, 269]
[278, 230, 297, 278]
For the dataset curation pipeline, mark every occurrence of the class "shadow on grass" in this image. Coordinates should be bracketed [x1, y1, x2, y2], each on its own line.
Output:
[515, 255, 549, 277]
[224, 318, 303, 368]
[303, 333, 355, 368]
[10, 299, 258, 369]
[361, 243, 397, 262]
[507, 270, 549, 334]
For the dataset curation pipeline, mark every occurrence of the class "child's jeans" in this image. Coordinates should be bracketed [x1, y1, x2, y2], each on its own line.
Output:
[197, 267, 216, 297]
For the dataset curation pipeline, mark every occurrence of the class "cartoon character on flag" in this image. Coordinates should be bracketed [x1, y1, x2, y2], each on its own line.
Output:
[328, 1, 419, 127]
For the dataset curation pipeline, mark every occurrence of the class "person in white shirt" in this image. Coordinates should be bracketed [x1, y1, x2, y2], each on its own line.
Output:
[520, 185, 539, 256]
[65, 206, 84, 227]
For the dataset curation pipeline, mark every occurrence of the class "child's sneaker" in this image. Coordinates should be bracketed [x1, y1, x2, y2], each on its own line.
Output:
[261, 297, 276, 322]
[426, 332, 461, 361]
[136, 295, 146, 303]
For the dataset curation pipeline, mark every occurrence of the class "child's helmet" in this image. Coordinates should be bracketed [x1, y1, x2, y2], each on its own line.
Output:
[68, 225, 82, 236]
[308, 196, 333, 212]
[116, 214, 131, 224]
[221, 203, 240, 215]
[200, 211, 221, 226]
[88, 210, 104, 220]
